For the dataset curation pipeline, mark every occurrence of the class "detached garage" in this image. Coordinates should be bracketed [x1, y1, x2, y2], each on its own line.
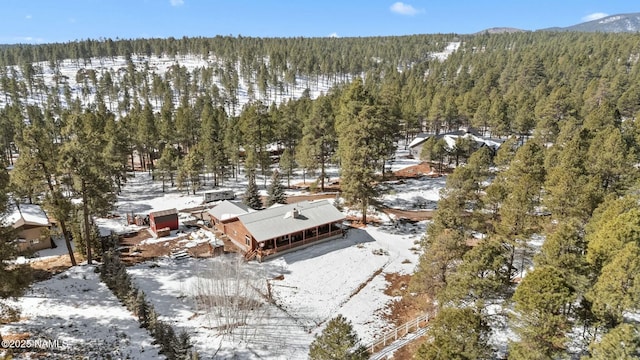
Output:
[149, 208, 179, 236]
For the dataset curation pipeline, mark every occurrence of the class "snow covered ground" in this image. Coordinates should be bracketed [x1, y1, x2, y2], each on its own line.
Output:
[429, 41, 461, 61]
[2, 142, 449, 359]
[380, 177, 445, 210]
[1, 53, 341, 118]
[124, 219, 425, 358]
[0, 266, 161, 359]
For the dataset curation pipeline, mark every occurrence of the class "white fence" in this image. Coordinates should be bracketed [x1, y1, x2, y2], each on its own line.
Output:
[364, 312, 430, 358]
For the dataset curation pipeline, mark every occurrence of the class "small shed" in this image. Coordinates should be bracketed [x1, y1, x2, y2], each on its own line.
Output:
[149, 208, 179, 235]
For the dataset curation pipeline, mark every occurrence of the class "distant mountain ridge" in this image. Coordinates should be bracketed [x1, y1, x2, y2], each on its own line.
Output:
[542, 12, 640, 33]
[477, 12, 640, 34]
[476, 27, 528, 35]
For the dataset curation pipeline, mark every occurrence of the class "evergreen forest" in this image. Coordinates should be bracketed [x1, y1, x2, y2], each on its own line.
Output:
[2, 31, 640, 358]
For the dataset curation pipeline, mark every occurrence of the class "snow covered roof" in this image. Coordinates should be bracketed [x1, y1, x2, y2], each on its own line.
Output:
[238, 200, 345, 242]
[208, 200, 253, 221]
[149, 208, 178, 218]
[408, 129, 504, 151]
[408, 133, 433, 149]
[5, 203, 50, 228]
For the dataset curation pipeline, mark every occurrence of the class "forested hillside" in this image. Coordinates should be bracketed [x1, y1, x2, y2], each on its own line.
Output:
[1, 31, 640, 358]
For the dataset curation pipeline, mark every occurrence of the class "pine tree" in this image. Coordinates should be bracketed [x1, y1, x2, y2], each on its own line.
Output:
[336, 79, 381, 224]
[0, 165, 31, 342]
[59, 110, 117, 264]
[535, 218, 589, 294]
[135, 100, 159, 173]
[178, 145, 204, 195]
[308, 315, 368, 360]
[0, 223, 31, 299]
[10, 114, 77, 265]
[163, 324, 177, 359]
[242, 171, 262, 210]
[297, 94, 336, 192]
[588, 242, 640, 328]
[200, 100, 228, 187]
[279, 147, 296, 188]
[585, 323, 640, 360]
[266, 170, 287, 207]
[102, 114, 130, 193]
[172, 330, 193, 360]
[416, 307, 492, 360]
[543, 123, 599, 223]
[136, 291, 150, 328]
[509, 266, 574, 359]
[239, 101, 273, 178]
[157, 146, 178, 192]
[440, 236, 510, 305]
[420, 137, 448, 173]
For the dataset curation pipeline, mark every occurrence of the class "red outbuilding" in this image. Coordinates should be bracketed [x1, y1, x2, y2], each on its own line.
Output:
[149, 208, 179, 236]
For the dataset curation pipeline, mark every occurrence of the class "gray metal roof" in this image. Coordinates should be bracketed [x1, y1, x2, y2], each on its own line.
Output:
[208, 200, 252, 221]
[149, 208, 178, 218]
[238, 200, 345, 242]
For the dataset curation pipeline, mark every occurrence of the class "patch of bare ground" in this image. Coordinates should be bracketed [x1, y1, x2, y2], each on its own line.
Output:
[285, 193, 339, 203]
[1, 332, 30, 341]
[292, 180, 342, 192]
[383, 272, 434, 359]
[380, 207, 435, 222]
[392, 161, 437, 179]
[27, 252, 84, 279]
[119, 229, 218, 264]
[345, 216, 383, 228]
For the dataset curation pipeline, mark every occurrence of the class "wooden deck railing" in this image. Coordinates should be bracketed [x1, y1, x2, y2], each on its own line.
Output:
[257, 229, 344, 258]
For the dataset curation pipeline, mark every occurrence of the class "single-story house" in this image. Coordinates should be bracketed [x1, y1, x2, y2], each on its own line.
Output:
[5, 203, 53, 252]
[149, 208, 179, 236]
[208, 200, 346, 260]
[408, 128, 504, 158]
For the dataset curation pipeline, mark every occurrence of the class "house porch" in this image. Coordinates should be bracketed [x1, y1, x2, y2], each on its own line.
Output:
[255, 222, 344, 261]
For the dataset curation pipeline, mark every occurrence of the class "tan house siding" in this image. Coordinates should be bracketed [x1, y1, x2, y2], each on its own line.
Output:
[16, 225, 51, 252]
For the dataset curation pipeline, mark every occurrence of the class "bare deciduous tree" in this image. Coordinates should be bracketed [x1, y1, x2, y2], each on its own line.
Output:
[190, 255, 268, 341]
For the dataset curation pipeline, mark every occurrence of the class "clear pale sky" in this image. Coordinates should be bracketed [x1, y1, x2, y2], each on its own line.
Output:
[0, 0, 638, 44]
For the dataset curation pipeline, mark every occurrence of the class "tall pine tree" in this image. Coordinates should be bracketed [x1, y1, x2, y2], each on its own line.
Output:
[242, 171, 262, 210]
[336, 79, 380, 224]
[266, 170, 287, 207]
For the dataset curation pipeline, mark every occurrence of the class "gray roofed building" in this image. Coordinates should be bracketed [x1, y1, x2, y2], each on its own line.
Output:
[209, 199, 346, 261]
[238, 200, 345, 242]
[208, 200, 253, 221]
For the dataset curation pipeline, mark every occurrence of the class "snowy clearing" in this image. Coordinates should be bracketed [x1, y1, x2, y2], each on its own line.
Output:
[125, 219, 425, 358]
[0, 266, 161, 359]
[1, 142, 450, 359]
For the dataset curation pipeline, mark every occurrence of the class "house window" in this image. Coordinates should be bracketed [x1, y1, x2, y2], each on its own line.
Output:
[30, 239, 40, 245]
[245, 235, 251, 246]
